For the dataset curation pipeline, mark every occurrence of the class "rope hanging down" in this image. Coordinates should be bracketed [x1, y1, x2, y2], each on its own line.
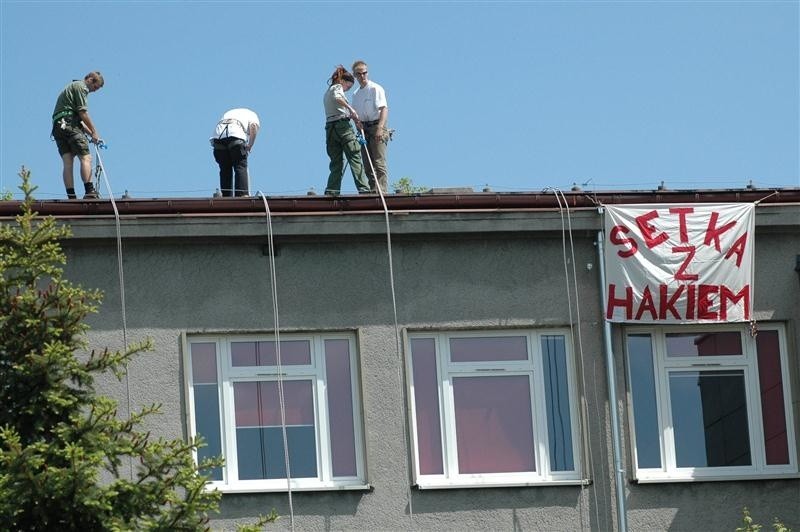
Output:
[547, 187, 604, 531]
[358, 128, 414, 523]
[93, 142, 134, 480]
[258, 191, 295, 531]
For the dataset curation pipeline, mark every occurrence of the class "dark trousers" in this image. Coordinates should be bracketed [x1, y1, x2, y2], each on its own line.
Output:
[213, 138, 249, 197]
[324, 120, 370, 194]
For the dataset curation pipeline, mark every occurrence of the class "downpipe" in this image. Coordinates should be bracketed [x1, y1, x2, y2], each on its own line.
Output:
[596, 225, 628, 532]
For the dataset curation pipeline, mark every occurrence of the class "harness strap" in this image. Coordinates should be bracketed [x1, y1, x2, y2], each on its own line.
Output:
[216, 118, 247, 140]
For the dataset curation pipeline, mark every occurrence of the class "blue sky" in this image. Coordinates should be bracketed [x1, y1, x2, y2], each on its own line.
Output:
[1, 0, 798, 199]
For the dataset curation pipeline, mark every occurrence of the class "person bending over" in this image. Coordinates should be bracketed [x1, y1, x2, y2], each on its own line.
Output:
[211, 108, 260, 197]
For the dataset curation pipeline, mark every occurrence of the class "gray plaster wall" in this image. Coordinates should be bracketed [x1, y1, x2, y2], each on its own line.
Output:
[51, 207, 799, 531]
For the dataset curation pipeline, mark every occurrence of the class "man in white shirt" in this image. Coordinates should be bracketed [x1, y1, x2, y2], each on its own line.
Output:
[351, 61, 390, 194]
[211, 108, 260, 197]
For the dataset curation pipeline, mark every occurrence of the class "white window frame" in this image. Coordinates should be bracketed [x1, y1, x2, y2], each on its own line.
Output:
[625, 323, 798, 483]
[406, 329, 583, 489]
[184, 332, 368, 493]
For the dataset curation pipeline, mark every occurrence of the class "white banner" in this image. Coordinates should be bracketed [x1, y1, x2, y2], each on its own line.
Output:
[603, 203, 755, 323]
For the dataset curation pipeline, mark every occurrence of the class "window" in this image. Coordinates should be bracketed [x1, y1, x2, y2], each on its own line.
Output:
[407, 330, 582, 488]
[186, 333, 366, 492]
[626, 324, 797, 482]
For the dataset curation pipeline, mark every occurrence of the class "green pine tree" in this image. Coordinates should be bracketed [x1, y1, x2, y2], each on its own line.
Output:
[0, 168, 274, 530]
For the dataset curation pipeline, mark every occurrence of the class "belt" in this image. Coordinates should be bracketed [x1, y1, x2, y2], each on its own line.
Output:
[326, 117, 349, 125]
[213, 137, 245, 146]
[53, 110, 75, 123]
[362, 120, 380, 127]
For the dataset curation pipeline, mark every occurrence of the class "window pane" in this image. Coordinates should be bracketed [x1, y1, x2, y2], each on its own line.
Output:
[191, 342, 218, 384]
[324, 339, 358, 477]
[666, 332, 742, 357]
[541, 335, 574, 471]
[231, 340, 312, 367]
[190, 343, 222, 480]
[756, 331, 790, 465]
[193, 385, 223, 481]
[234, 380, 317, 479]
[669, 370, 751, 467]
[411, 338, 444, 475]
[627, 334, 662, 469]
[452, 375, 535, 474]
[449, 336, 528, 363]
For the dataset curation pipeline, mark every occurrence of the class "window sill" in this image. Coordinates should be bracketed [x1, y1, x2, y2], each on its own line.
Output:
[209, 483, 371, 494]
[633, 472, 800, 484]
[415, 478, 589, 490]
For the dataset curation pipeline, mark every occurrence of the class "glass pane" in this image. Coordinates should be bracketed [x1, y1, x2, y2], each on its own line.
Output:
[756, 331, 789, 465]
[190, 342, 218, 384]
[449, 336, 528, 363]
[324, 339, 358, 477]
[231, 340, 312, 367]
[410, 338, 444, 475]
[541, 335, 574, 471]
[669, 370, 751, 467]
[233, 380, 317, 480]
[190, 343, 222, 480]
[666, 332, 742, 357]
[236, 426, 317, 480]
[627, 334, 662, 469]
[193, 385, 223, 481]
[452, 375, 535, 474]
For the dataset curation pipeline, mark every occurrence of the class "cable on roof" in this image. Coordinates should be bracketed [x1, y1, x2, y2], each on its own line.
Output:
[582, 193, 601, 207]
[359, 127, 414, 523]
[257, 191, 295, 531]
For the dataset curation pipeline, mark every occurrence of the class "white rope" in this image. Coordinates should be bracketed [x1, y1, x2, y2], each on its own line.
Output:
[257, 191, 295, 530]
[547, 187, 603, 531]
[93, 144, 134, 481]
[753, 190, 779, 205]
[358, 130, 414, 522]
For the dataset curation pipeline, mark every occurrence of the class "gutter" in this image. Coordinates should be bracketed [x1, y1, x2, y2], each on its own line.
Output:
[1, 188, 798, 218]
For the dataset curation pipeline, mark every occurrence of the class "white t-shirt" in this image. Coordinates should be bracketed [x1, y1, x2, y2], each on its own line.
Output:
[352, 80, 387, 122]
[212, 108, 260, 143]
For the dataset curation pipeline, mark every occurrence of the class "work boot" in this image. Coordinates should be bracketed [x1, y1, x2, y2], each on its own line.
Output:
[84, 182, 99, 199]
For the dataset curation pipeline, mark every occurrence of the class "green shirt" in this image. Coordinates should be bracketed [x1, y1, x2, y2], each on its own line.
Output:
[52, 80, 89, 123]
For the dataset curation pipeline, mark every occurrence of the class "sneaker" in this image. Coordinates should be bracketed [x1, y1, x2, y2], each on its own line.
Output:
[324, 190, 340, 196]
[83, 190, 99, 199]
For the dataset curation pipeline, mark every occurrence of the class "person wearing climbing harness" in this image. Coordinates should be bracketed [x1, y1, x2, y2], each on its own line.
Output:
[323, 65, 370, 195]
[211, 108, 260, 197]
[51, 71, 104, 199]
[352, 60, 390, 194]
